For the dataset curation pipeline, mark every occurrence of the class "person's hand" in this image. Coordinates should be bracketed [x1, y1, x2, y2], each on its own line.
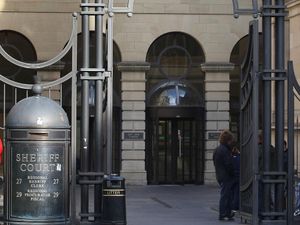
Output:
[232, 147, 240, 155]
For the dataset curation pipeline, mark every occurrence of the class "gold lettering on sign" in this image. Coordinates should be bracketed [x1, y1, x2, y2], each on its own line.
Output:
[103, 189, 125, 196]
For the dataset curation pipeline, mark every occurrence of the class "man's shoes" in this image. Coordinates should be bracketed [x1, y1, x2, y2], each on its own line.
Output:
[294, 208, 300, 216]
[227, 211, 235, 219]
[219, 212, 235, 221]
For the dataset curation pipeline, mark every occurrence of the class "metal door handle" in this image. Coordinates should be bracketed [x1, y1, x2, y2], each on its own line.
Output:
[178, 130, 182, 157]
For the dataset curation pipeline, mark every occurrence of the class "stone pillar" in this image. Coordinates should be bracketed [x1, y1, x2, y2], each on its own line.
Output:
[117, 61, 150, 185]
[201, 62, 234, 184]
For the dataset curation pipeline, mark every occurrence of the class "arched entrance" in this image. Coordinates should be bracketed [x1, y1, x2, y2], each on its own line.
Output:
[146, 32, 205, 184]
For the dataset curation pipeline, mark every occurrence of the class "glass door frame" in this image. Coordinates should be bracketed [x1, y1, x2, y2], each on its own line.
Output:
[146, 106, 205, 185]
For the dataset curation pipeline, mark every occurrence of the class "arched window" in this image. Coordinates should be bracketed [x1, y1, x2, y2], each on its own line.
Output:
[148, 81, 202, 107]
[0, 30, 37, 84]
[146, 32, 205, 108]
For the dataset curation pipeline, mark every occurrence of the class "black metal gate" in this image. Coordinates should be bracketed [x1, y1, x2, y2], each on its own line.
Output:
[239, 20, 259, 224]
[287, 61, 300, 224]
[233, 0, 295, 224]
[0, 14, 78, 224]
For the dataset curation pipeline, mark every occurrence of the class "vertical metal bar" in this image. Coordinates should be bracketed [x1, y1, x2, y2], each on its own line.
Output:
[106, 3, 114, 175]
[26, 89, 28, 98]
[80, 0, 90, 221]
[262, 0, 272, 214]
[3, 84, 5, 142]
[182, 121, 184, 183]
[14, 88, 17, 104]
[252, 0, 259, 13]
[232, 0, 239, 12]
[155, 118, 159, 183]
[71, 14, 78, 225]
[60, 84, 63, 106]
[296, 116, 299, 177]
[287, 61, 295, 225]
[274, 0, 285, 213]
[165, 121, 168, 181]
[252, 20, 259, 225]
[3, 83, 6, 221]
[189, 120, 192, 182]
[48, 87, 51, 98]
[94, 0, 104, 220]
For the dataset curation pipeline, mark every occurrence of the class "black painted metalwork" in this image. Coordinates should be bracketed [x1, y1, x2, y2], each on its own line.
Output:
[0, 0, 133, 224]
[233, 0, 294, 224]
[285, 61, 300, 225]
[5, 91, 70, 224]
[238, 20, 259, 225]
[232, 0, 259, 18]
[262, 0, 272, 217]
[78, 1, 133, 224]
[80, 1, 90, 222]
[94, 0, 104, 222]
[0, 14, 78, 225]
[102, 175, 126, 225]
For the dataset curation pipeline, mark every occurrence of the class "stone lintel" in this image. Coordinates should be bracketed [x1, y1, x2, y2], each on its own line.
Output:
[201, 62, 234, 72]
[117, 61, 150, 72]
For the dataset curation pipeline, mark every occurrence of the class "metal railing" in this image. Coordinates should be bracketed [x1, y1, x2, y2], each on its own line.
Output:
[0, 14, 78, 224]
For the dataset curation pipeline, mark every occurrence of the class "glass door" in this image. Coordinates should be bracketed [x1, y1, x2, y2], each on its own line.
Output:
[154, 119, 198, 184]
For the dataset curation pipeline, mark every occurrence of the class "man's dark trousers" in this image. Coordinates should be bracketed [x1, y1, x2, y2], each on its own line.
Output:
[219, 180, 233, 217]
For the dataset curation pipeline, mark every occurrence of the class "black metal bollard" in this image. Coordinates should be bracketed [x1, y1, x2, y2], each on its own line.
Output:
[101, 175, 126, 225]
[4, 91, 70, 225]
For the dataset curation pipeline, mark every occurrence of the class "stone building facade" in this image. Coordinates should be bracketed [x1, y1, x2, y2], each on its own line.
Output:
[0, 0, 297, 185]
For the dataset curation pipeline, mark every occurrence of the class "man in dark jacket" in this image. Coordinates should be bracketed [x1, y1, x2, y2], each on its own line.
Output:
[213, 130, 235, 220]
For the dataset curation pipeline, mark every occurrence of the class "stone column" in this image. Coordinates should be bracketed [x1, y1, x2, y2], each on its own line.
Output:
[201, 62, 234, 184]
[117, 61, 150, 185]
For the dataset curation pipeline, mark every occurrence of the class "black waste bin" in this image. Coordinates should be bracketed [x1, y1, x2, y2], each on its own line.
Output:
[102, 175, 126, 225]
[4, 92, 70, 225]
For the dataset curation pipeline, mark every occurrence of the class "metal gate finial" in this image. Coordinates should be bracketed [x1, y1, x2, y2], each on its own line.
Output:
[32, 84, 42, 96]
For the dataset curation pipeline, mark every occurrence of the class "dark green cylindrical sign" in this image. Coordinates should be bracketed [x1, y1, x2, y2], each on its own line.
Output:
[5, 95, 70, 225]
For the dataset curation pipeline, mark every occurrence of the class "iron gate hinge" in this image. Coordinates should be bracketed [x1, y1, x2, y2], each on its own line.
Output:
[80, 68, 111, 81]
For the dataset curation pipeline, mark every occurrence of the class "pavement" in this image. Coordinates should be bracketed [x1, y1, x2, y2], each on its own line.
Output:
[126, 184, 242, 225]
[0, 183, 244, 225]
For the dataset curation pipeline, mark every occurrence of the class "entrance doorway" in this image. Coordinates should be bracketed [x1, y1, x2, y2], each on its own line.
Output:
[145, 32, 205, 184]
[158, 119, 198, 184]
[146, 107, 204, 184]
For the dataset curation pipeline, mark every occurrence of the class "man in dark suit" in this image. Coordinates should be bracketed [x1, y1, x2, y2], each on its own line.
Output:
[213, 130, 235, 221]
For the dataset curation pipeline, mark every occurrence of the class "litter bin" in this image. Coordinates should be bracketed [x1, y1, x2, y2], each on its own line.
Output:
[4, 89, 70, 225]
[102, 175, 126, 225]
